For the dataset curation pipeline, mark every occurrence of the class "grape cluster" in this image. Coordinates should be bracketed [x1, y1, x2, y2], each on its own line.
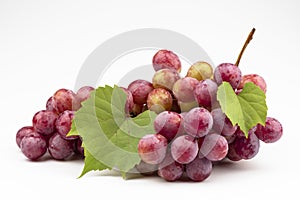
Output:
[132, 49, 283, 182]
[16, 86, 95, 160]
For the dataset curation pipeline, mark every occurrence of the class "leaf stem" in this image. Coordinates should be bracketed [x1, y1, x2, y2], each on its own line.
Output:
[235, 28, 256, 66]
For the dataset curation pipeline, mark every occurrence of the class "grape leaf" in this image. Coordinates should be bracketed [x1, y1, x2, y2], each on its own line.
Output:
[68, 85, 157, 178]
[217, 82, 267, 137]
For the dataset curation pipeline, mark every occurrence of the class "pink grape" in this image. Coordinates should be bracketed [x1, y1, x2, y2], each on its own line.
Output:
[211, 108, 237, 136]
[48, 133, 74, 160]
[52, 88, 77, 113]
[184, 107, 213, 138]
[255, 117, 283, 143]
[214, 63, 242, 89]
[127, 79, 154, 104]
[20, 132, 47, 160]
[152, 49, 181, 72]
[194, 79, 218, 108]
[233, 131, 260, 160]
[74, 86, 95, 110]
[16, 126, 34, 148]
[154, 111, 183, 141]
[186, 157, 212, 182]
[55, 110, 78, 140]
[238, 74, 267, 93]
[32, 110, 58, 136]
[171, 135, 198, 164]
[200, 133, 228, 161]
[138, 134, 168, 165]
[172, 77, 199, 102]
[158, 152, 184, 181]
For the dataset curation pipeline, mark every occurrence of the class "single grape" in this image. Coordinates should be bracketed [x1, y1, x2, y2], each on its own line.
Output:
[127, 79, 154, 104]
[138, 134, 168, 165]
[211, 108, 237, 136]
[74, 86, 95, 110]
[158, 152, 184, 181]
[194, 79, 218, 108]
[48, 133, 74, 160]
[16, 126, 34, 148]
[171, 135, 198, 164]
[255, 117, 283, 143]
[152, 68, 181, 91]
[46, 96, 59, 113]
[172, 77, 199, 102]
[186, 61, 213, 81]
[20, 132, 47, 160]
[233, 131, 260, 160]
[152, 49, 181, 72]
[186, 157, 212, 182]
[226, 142, 242, 161]
[214, 63, 242, 89]
[146, 88, 173, 114]
[52, 88, 77, 113]
[235, 126, 257, 138]
[56, 110, 78, 140]
[135, 160, 158, 176]
[200, 133, 228, 161]
[238, 74, 267, 93]
[120, 87, 134, 114]
[32, 110, 58, 136]
[184, 107, 213, 138]
[154, 111, 183, 141]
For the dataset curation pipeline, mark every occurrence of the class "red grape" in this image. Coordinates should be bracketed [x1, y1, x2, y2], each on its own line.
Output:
[152, 49, 181, 72]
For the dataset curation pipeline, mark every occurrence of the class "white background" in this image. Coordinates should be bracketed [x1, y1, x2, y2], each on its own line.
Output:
[0, 0, 299, 199]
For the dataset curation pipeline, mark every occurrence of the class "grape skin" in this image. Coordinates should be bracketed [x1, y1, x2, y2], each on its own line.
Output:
[138, 134, 168, 165]
[186, 61, 213, 81]
[172, 77, 199, 102]
[32, 110, 58, 136]
[171, 135, 198, 164]
[53, 88, 77, 113]
[214, 63, 242, 89]
[16, 126, 34, 148]
[56, 110, 78, 140]
[152, 49, 181, 72]
[158, 152, 184, 181]
[186, 157, 212, 182]
[255, 117, 283, 143]
[200, 133, 228, 161]
[20, 132, 47, 160]
[226, 142, 242, 161]
[211, 108, 237, 136]
[233, 132, 260, 160]
[154, 111, 183, 141]
[184, 107, 213, 138]
[74, 86, 95, 110]
[128, 79, 154, 105]
[194, 79, 218, 108]
[152, 68, 181, 91]
[48, 133, 74, 160]
[146, 88, 173, 114]
[238, 74, 267, 93]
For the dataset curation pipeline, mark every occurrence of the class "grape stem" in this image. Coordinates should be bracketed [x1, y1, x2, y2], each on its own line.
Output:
[235, 28, 256, 66]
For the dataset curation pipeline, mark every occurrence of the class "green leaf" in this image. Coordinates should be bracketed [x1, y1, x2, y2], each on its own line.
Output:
[68, 85, 157, 178]
[217, 82, 267, 137]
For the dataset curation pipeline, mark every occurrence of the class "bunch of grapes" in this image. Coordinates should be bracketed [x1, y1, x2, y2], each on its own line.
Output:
[131, 49, 283, 182]
[16, 86, 94, 160]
